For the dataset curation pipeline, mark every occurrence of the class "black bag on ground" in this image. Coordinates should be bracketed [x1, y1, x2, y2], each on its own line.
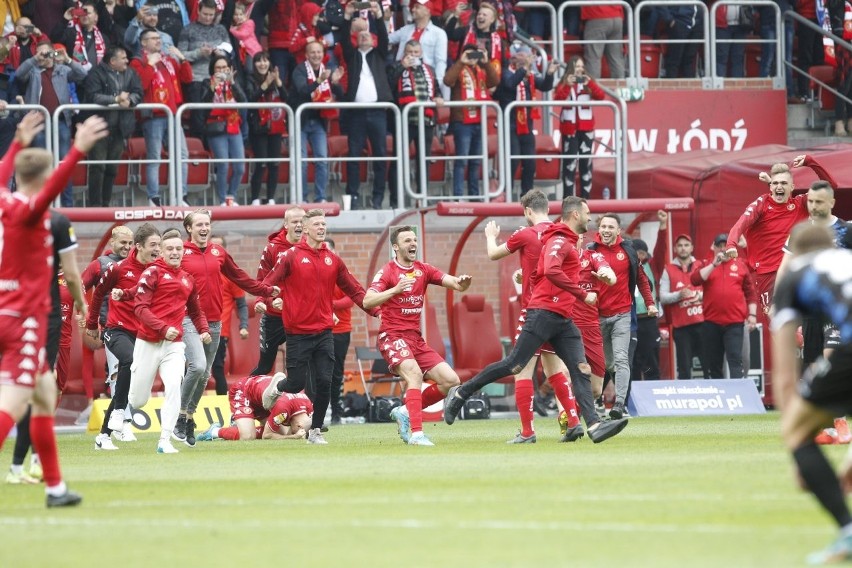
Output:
[343, 392, 368, 417]
[367, 396, 402, 422]
[461, 393, 491, 420]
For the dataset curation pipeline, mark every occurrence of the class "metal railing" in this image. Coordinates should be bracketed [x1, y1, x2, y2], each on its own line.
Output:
[6, 104, 53, 155]
[401, 100, 506, 203]
[783, 9, 852, 110]
[503, 99, 626, 200]
[634, 1, 710, 84]
[52, 103, 174, 205]
[517, 1, 559, 62]
[175, 102, 295, 206]
[294, 101, 403, 206]
[708, 0, 783, 86]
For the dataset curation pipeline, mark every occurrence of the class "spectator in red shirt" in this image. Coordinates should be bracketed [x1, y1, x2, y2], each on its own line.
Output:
[589, 213, 656, 419]
[364, 226, 472, 447]
[580, 0, 624, 78]
[725, 155, 836, 313]
[691, 233, 758, 379]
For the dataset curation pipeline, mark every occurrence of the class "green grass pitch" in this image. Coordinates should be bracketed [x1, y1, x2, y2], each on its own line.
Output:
[0, 413, 843, 567]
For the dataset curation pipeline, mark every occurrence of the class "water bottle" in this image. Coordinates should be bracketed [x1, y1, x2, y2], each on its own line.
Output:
[602, 187, 611, 200]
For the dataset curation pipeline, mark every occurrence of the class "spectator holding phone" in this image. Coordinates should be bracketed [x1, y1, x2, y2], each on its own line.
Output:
[555, 55, 604, 199]
[2, 17, 49, 72]
[246, 51, 289, 205]
[443, 43, 499, 198]
[202, 55, 247, 206]
[124, 5, 176, 57]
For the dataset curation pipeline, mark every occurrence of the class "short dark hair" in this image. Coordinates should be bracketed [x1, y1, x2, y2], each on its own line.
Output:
[561, 196, 586, 220]
[106, 45, 126, 64]
[208, 54, 230, 76]
[199, 0, 218, 12]
[134, 223, 161, 245]
[139, 27, 159, 42]
[325, 237, 336, 249]
[521, 189, 549, 214]
[810, 180, 834, 197]
[390, 225, 415, 245]
[599, 212, 621, 227]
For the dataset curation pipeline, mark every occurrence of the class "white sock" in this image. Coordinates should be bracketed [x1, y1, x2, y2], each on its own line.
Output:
[45, 481, 67, 497]
[211, 426, 221, 439]
[10, 464, 23, 475]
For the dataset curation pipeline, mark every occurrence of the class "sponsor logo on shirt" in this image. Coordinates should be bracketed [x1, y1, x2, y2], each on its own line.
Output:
[0, 279, 20, 291]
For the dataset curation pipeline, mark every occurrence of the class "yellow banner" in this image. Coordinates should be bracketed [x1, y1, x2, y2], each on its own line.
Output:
[87, 394, 233, 434]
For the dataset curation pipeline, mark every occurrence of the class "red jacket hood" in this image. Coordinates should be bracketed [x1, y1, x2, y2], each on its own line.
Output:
[541, 222, 580, 244]
[299, 2, 322, 27]
[594, 231, 624, 248]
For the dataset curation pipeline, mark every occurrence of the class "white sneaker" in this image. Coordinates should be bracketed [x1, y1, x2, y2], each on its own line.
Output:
[113, 422, 137, 442]
[262, 372, 286, 410]
[157, 439, 179, 454]
[107, 409, 125, 432]
[95, 433, 119, 451]
[408, 432, 435, 446]
[251, 199, 261, 206]
[307, 428, 328, 445]
[267, 198, 275, 205]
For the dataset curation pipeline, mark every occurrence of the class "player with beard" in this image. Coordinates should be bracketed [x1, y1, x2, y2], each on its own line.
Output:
[771, 224, 852, 564]
[197, 374, 313, 442]
[85, 223, 161, 450]
[363, 226, 472, 447]
[252, 206, 306, 375]
[482, 189, 586, 444]
[174, 210, 278, 448]
[445, 197, 628, 444]
[262, 209, 377, 445]
[0, 113, 107, 506]
[725, 154, 837, 313]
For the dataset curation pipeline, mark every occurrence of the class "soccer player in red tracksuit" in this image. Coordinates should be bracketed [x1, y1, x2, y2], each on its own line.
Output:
[197, 374, 314, 441]
[590, 213, 656, 420]
[86, 223, 162, 450]
[690, 234, 759, 379]
[445, 197, 629, 445]
[0, 112, 107, 507]
[262, 209, 377, 445]
[123, 229, 211, 454]
[174, 210, 277, 448]
[725, 154, 836, 314]
[252, 206, 305, 375]
[482, 189, 584, 444]
[363, 225, 473, 447]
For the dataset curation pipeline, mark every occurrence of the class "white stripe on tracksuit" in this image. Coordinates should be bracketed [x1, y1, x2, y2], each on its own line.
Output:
[128, 339, 186, 440]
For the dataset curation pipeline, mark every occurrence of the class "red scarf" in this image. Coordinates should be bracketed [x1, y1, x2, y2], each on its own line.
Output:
[460, 65, 489, 124]
[463, 27, 502, 76]
[208, 82, 242, 134]
[306, 61, 338, 120]
[397, 64, 436, 119]
[509, 64, 539, 135]
[257, 79, 286, 135]
[150, 57, 184, 112]
[73, 23, 105, 67]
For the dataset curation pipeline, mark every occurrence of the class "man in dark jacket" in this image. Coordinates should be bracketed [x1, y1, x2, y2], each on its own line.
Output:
[83, 45, 142, 207]
[341, 2, 392, 210]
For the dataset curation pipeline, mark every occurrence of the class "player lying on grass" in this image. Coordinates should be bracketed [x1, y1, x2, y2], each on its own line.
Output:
[197, 374, 313, 441]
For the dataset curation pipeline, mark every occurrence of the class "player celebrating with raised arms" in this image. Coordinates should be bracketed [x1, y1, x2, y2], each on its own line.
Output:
[0, 112, 108, 507]
[197, 374, 313, 441]
[363, 226, 472, 447]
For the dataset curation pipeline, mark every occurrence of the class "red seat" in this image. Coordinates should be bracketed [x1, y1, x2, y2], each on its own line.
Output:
[185, 137, 212, 189]
[810, 65, 837, 112]
[452, 294, 510, 383]
[641, 44, 662, 78]
[532, 134, 560, 182]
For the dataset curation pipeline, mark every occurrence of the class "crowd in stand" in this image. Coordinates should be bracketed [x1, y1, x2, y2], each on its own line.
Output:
[0, 0, 846, 208]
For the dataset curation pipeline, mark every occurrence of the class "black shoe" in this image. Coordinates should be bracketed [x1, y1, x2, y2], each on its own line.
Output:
[320, 425, 329, 433]
[173, 414, 187, 442]
[560, 425, 585, 443]
[588, 417, 628, 444]
[609, 402, 625, 420]
[331, 415, 341, 425]
[443, 385, 465, 425]
[47, 490, 83, 508]
[349, 194, 361, 210]
[185, 418, 196, 447]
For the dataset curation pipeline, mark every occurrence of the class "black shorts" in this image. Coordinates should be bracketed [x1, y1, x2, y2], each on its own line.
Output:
[800, 344, 852, 416]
